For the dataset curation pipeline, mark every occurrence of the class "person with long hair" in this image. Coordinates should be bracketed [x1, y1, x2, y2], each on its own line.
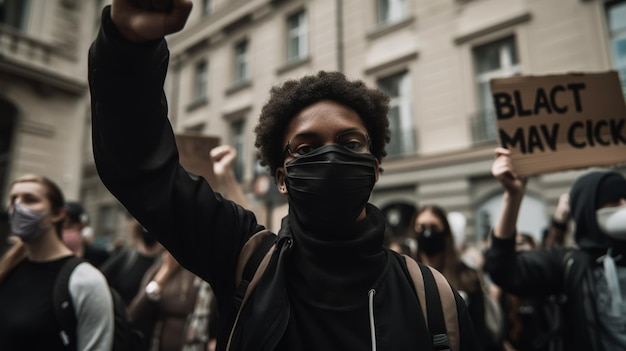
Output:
[411, 204, 504, 351]
[0, 174, 114, 351]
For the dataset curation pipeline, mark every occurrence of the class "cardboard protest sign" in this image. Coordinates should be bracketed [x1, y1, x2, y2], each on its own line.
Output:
[490, 71, 626, 176]
[175, 134, 220, 187]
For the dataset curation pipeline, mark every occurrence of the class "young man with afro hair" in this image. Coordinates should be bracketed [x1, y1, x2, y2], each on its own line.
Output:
[88, 1, 481, 350]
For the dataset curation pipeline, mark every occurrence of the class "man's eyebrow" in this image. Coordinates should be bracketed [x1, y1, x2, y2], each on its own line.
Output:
[290, 128, 364, 140]
[289, 131, 320, 140]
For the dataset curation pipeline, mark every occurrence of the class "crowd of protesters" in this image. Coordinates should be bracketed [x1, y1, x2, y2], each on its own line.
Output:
[0, 1, 625, 350]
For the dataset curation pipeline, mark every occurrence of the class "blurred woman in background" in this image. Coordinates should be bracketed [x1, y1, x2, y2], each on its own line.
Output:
[411, 204, 504, 351]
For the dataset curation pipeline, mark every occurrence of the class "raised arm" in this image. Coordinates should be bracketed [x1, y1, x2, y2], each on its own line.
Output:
[88, 0, 262, 290]
[210, 145, 250, 209]
[491, 147, 527, 239]
[485, 148, 566, 297]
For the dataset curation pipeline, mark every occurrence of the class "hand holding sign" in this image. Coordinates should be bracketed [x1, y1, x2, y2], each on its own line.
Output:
[490, 71, 626, 176]
[491, 148, 528, 240]
[492, 147, 527, 197]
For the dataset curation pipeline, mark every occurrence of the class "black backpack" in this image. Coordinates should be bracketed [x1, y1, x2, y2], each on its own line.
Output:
[232, 230, 459, 351]
[53, 256, 144, 351]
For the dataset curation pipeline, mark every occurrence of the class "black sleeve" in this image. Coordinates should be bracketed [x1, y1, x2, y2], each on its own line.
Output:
[99, 249, 127, 283]
[455, 290, 486, 351]
[484, 233, 567, 297]
[88, 6, 264, 300]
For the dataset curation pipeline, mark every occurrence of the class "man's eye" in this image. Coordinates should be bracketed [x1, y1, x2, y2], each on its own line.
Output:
[343, 140, 366, 151]
[293, 144, 318, 156]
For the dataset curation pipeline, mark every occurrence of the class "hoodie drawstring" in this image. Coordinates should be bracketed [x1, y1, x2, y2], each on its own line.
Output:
[368, 289, 377, 351]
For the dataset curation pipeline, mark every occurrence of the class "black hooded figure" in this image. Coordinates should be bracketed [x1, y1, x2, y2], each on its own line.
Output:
[485, 169, 626, 351]
[570, 171, 626, 257]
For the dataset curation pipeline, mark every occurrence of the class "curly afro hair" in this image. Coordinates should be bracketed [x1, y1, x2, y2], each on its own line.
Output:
[254, 71, 391, 177]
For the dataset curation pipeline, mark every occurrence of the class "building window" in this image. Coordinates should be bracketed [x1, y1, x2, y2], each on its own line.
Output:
[606, 1, 626, 98]
[377, 0, 406, 26]
[202, 0, 213, 16]
[378, 71, 415, 156]
[286, 10, 308, 63]
[0, 0, 29, 30]
[234, 39, 249, 85]
[231, 120, 245, 181]
[193, 60, 208, 102]
[472, 36, 520, 143]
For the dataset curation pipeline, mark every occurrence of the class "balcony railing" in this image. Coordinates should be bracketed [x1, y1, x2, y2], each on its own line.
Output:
[470, 109, 498, 145]
[0, 24, 86, 94]
[0, 24, 54, 65]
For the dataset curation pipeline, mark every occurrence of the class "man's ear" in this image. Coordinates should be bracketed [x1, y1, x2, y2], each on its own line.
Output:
[275, 168, 288, 195]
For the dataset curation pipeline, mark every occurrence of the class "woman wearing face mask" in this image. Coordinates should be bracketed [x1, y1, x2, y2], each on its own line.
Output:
[412, 205, 505, 351]
[485, 147, 626, 351]
[0, 174, 114, 351]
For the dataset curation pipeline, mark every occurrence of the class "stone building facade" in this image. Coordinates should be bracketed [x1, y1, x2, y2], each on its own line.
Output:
[3, 0, 624, 247]
[162, 0, 626, 244]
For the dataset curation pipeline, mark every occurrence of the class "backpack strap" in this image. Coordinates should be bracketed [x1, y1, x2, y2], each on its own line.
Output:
[404, 255, 459, 351]
[233, 230, 277, 311]
[227, 230, 278, 351]
[53, 256, 85, 350]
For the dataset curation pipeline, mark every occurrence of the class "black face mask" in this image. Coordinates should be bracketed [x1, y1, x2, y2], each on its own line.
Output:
[417, 225, 447, 255]
[285, 144, 377, 236]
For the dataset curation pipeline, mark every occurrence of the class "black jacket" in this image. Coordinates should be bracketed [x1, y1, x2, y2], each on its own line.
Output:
[485, 236, 602, 351]
[89, 7, 480, 351]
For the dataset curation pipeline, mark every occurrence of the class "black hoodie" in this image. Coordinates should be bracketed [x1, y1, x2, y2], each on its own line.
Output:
[569, 170, 626, 256]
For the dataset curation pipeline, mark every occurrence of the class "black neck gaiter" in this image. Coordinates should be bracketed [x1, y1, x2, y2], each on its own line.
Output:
[286, 204, 387, 309]
[284, 144, 377, 240]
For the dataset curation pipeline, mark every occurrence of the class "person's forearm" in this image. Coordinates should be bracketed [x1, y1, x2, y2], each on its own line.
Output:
[494, 191, 524, 239]
[89, 6, 262, 291]
[89, 7, 184, 243]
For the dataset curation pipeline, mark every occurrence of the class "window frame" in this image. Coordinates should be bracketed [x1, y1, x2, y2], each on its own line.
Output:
[471, 35, 521, 143]
[230, 119, 246, 182]
[376, 0, 407, 27]
[606, 0, 626, 99]
[286, 10, 308, 64]
[377, 70, 415, 156]
[192, 60, 209, 103]
[202, 0, 213, 16]
[0, 0, 30, 31]
[233, 39, 249, 85]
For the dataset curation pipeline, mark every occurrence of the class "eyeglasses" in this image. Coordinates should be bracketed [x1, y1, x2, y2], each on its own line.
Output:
[282, 130, 372, 161]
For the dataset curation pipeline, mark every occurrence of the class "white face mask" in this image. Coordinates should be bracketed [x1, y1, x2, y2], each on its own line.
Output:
[596, 204, 626, 240]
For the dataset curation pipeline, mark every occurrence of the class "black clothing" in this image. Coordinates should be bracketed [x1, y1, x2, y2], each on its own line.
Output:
[0, 255, 115, 351]
[83, 244, 111, 268]
[485, 171, 626, 351]
[100, 248, 159, 305]
[570, 171, 626, 255]
[486, 237, 601, 351]
[89, 7, 481, 351]
[457, 263, 502, 351]
[0, 257, 73, 351]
